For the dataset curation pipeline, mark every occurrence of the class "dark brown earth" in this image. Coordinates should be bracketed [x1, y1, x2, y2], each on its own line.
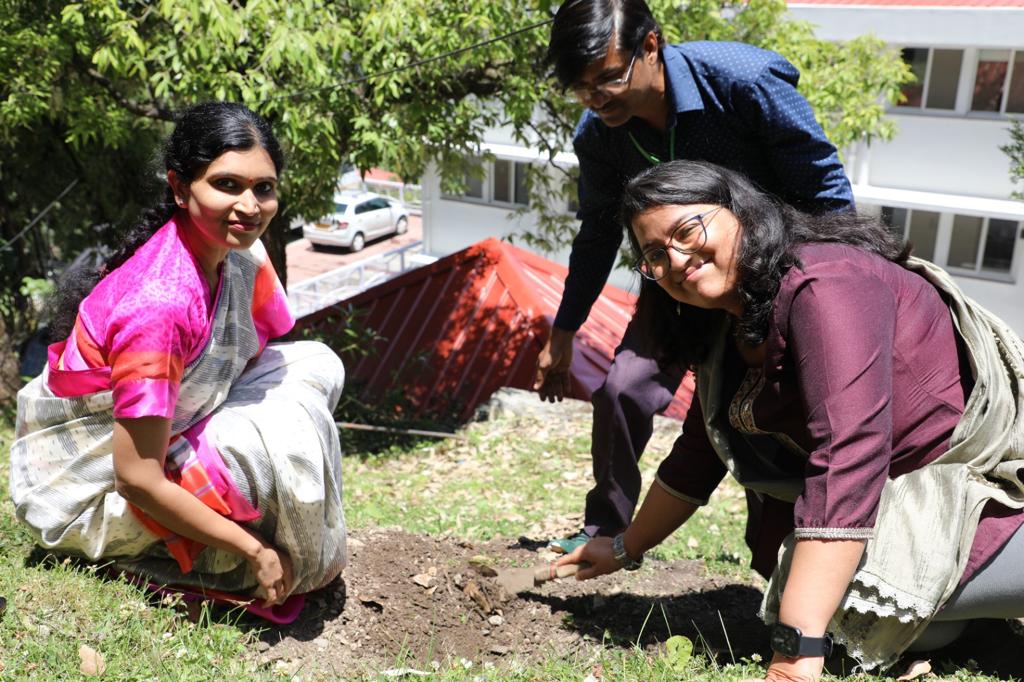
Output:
[233, 527, 1024, 680]
[248, 527, 769, 679]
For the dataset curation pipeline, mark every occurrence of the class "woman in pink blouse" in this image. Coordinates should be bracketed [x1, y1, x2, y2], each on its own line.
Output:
[557, 160, 1024, 677]
[10, 103, 346, 622]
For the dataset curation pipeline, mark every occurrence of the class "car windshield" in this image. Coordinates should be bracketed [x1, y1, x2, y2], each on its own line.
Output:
[333, 202, 348, 214]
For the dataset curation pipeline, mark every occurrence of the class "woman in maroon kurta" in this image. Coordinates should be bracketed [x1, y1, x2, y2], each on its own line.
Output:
[556, 160, 1024, 680]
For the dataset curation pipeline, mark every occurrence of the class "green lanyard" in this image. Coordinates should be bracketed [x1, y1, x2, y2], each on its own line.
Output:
[627, 127, 675, 165]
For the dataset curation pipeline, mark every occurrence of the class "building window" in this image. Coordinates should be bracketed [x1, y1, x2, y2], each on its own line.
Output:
[949, 215, 1020, 275]
[883, 206, 940, 261]
[970, 49, 1024, 114]
[443, 157, 529, 207]
[899, 47, 963, 110]
[492, 159, 529, 206]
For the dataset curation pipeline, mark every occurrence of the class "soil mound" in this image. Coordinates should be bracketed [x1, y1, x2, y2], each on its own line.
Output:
[255, 527, 768, 678]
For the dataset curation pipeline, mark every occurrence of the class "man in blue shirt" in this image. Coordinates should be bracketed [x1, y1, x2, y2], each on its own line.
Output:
[534, 0, 854, 554]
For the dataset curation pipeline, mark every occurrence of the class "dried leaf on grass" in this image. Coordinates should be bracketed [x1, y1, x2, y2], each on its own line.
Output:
[897, 659, 932, 680]
[411, 573, 434, 588]
[78, 644, 106, 676]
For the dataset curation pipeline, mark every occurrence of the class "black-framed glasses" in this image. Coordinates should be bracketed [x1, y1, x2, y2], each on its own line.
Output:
[571, 48, 641, 101]
[634, 207, 724, 282]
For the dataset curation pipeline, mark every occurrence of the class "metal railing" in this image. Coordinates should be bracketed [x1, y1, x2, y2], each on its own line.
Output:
[288, 240, 434, 317]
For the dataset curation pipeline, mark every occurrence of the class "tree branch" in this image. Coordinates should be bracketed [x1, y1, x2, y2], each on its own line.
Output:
[76, 59, 173, 121]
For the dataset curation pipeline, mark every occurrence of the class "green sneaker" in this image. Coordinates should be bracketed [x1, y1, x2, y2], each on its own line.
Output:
[547, 531, 591, 555]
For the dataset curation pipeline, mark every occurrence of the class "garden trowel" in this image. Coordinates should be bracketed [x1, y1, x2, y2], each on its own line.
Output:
[495, 562, 581, 594]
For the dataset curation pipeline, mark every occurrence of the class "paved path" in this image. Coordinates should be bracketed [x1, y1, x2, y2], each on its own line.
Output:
[286, 215, 422, 284]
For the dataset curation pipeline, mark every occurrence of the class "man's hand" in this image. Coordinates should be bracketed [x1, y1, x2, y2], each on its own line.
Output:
[533, 327, 576, 402]
[555, 537, 620, 580]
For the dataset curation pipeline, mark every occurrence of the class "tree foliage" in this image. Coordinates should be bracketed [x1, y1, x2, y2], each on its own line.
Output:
[0, 0, 910, 354]
[1001, 118, 1024, 200]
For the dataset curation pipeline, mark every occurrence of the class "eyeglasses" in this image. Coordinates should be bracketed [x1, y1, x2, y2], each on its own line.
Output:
[570, 49, 640, 101]
[634, 207, 724, 282]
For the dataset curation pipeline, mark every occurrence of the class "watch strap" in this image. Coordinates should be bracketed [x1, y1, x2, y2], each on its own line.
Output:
[611, 533, 643, 571]
[770, 623, 833, 657]
[794, 633, 833, 657]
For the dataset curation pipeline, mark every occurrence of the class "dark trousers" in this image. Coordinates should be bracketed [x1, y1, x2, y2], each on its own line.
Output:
[583, 317, 685, 537]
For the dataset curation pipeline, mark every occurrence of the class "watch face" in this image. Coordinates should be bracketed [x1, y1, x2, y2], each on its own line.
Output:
[770, 624, 800, 657]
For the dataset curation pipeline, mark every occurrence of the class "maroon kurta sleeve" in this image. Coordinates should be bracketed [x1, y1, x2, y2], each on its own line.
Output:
[656, 389, 728, 505]
[778, 258, 897, 539]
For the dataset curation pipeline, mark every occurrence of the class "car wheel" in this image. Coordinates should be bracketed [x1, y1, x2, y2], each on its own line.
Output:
[395, 216, 408, 235]
[349, 232, 365, 252]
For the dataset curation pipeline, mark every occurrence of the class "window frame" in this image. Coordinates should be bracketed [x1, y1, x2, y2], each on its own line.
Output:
[895, 46, 964, 113]
[881, 205, 1021, 284]
[944, 214, 1022, 281]
[893, 45, 1024, 118]
[441, 157, 531, 208]
[968, 48, 1024, 116]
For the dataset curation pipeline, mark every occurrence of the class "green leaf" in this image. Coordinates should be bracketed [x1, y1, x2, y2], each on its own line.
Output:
[663, 634, 693, 672]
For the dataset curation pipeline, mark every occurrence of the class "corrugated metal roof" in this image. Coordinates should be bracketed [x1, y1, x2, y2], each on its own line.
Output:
[789, 0, 1024, 6]
[297, 237, 694, 423]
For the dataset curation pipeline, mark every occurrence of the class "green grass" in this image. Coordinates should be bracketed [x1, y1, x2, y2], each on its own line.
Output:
[0, 408, 1014, 681]
[344, 415, 753, 577]
[0, 417, 271, 680]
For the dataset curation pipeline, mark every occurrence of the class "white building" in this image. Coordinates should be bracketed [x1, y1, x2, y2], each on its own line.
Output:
[420, 0, 1024, 333]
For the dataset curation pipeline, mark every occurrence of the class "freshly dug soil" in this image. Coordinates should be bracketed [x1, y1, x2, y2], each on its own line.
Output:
[252, 527, 769, 678]
[247, 527, 1024, 680]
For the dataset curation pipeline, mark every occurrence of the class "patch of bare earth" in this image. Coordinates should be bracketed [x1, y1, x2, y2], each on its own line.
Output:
[251, 528, 767, 678]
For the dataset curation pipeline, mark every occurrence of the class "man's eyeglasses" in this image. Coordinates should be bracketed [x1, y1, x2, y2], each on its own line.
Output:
[571, 49, 640, 101]
[634, 207, 724, 282]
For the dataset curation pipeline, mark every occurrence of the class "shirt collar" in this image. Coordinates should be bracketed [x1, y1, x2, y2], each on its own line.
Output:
[662, 46, 705, 118]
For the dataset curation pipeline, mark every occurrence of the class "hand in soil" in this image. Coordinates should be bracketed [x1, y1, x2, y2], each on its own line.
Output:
[555, 536, 620, 580]
[249, 542, 294, 606]
[755, 653, 824, 682]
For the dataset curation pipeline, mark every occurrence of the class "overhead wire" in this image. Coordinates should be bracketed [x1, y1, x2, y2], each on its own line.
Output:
[260, 17, 553, 104]
[1, 179, 80, 253]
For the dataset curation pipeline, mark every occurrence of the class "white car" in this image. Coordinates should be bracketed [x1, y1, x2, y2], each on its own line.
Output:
[303, 191, 409, 252]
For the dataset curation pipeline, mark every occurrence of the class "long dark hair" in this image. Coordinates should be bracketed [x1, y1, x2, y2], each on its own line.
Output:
[546, 0, 664, 88]
[620, 160, 910, 369]
[49, 102, 284, 341]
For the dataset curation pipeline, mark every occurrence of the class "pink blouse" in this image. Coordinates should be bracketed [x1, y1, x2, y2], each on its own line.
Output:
[52, 214, 294, 416]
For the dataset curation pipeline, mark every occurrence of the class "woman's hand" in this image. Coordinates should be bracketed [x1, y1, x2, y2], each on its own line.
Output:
[555, 537, 621, 580]
[763, 653, 824, 682]
[247, 539, 294, 606]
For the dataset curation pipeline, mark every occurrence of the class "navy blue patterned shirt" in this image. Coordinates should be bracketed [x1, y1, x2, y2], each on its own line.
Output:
[555, 41, 855, 332]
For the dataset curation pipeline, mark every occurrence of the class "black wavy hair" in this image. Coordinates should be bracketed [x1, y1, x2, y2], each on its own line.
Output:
[49, 102, 284, 342]
[620, 160, 911, 369]
[546, 0, 664, 88]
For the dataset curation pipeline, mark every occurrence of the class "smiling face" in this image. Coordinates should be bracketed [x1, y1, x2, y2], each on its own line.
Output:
[571, 33, 660, 128]
[170, 146, 279, 272]
[631, 203, 744, 316]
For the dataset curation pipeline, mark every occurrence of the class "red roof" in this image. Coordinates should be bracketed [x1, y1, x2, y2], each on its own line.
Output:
[789, 0, 1024, 6]
[297, 237, 694, 423]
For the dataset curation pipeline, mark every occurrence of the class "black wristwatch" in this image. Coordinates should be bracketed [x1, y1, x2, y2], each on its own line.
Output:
[611, 533, 643, 571]
[770, 623, 833, 657]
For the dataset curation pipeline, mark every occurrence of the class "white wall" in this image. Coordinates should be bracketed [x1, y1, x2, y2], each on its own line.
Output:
[786, 6, 1024, 48]
[867, 114, 1018, 198]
